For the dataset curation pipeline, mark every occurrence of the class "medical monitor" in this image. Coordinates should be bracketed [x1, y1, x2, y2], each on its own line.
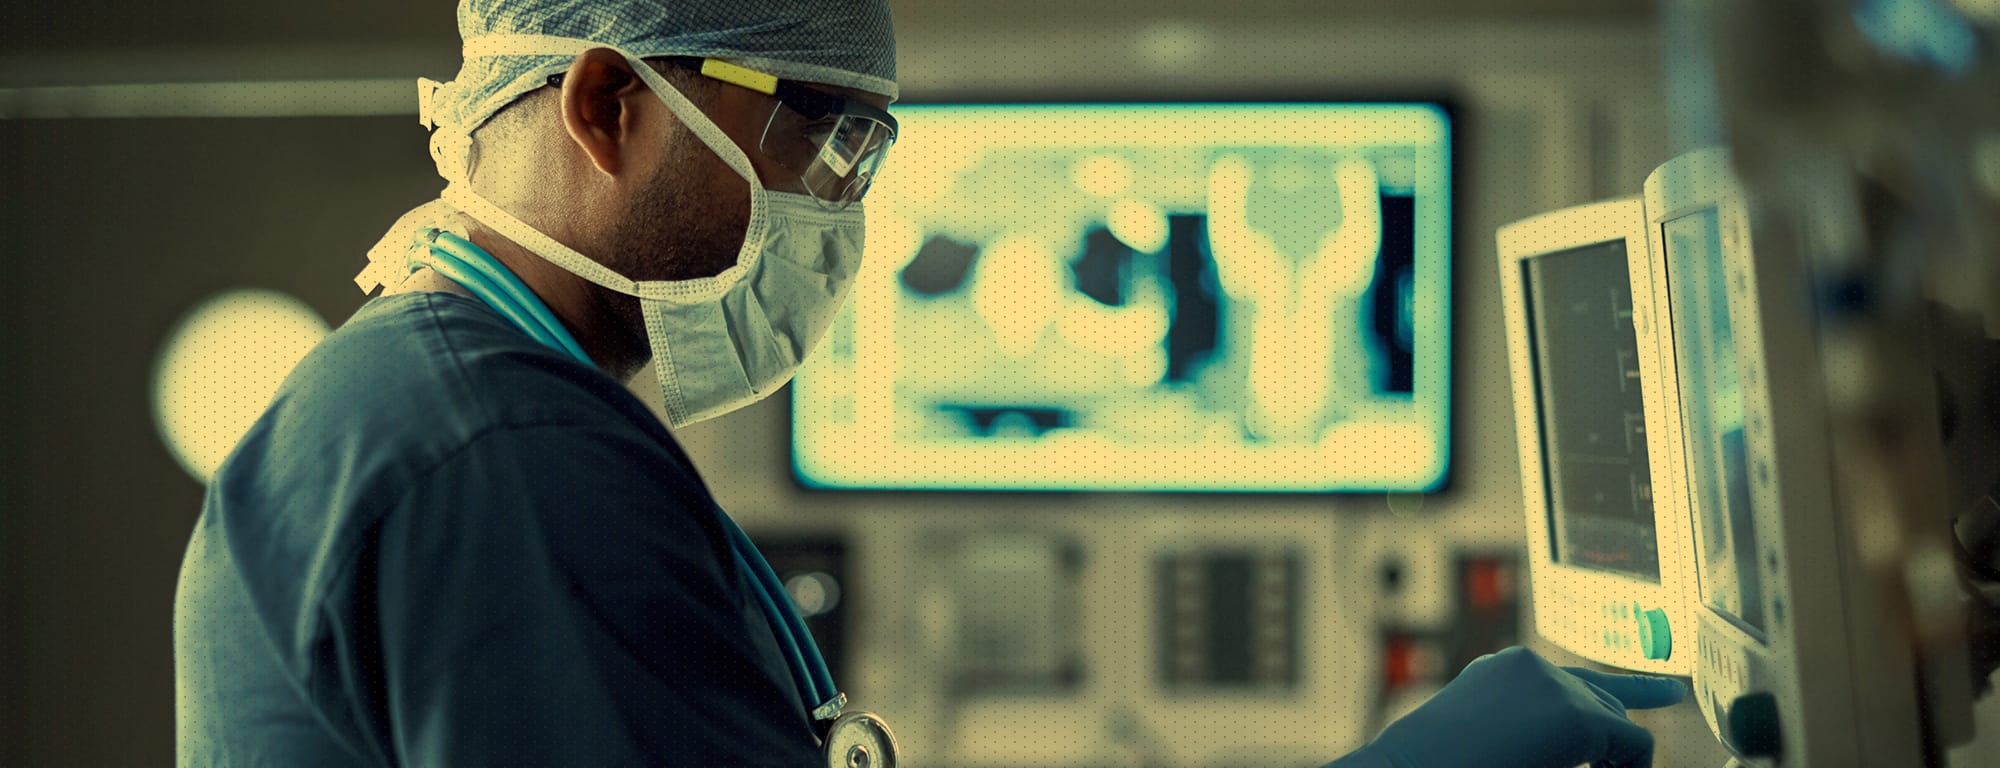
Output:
[1497, 198, 1696, 676]
[790, 103, 1452, 492]
[1637, 149, 1941, 766]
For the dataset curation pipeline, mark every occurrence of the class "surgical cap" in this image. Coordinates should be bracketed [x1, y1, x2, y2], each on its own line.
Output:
[426, 0, 898, 144]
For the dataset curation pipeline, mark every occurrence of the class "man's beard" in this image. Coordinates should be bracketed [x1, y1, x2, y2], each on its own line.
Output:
[610, 136, 751, 283]
[598, 133, 753, 373]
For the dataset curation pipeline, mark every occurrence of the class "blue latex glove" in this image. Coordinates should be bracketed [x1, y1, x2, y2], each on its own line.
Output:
[1331, 646, 1688, 768]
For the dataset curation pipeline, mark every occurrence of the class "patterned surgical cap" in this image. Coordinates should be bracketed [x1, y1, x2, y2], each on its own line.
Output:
[428, 0, 897, 143]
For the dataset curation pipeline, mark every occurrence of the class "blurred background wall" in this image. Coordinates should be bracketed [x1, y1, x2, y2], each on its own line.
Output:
[6, 2, 1987, 766]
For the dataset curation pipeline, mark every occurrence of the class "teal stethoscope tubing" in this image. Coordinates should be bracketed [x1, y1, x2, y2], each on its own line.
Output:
[420, 231, 594, 364]
[722, 514, 839, 708]
[413, 230, 843, 717]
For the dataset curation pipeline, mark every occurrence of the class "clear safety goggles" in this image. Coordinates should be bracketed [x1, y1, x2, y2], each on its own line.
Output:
[550, 57, 897, 210]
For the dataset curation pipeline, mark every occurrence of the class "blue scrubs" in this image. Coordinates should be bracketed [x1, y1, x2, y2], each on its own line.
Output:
[173, 291, 821, 767]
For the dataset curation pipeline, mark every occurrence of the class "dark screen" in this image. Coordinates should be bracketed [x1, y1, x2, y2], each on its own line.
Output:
[1525, 240, 1662, 582]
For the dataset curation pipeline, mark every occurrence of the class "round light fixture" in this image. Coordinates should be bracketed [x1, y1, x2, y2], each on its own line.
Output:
[153, 289, 329, 483]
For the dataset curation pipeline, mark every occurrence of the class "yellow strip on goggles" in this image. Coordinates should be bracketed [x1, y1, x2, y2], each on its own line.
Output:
[554, 57, 897, 210]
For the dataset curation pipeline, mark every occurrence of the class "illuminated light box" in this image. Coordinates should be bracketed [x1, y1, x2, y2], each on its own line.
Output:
[792, 103, 1452, 492]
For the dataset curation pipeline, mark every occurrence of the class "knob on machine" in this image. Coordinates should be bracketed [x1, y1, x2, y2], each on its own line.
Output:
[1725, 692, 1782, 760]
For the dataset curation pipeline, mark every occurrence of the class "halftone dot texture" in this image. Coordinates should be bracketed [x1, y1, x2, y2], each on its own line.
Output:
[152, 289, 328, 484]
[430, 0, 899, 147]
[767, 103, 1451, 757]
[177, 294, 830, 764]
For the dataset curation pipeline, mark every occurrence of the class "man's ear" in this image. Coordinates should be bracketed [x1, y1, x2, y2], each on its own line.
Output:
[558, 47, 649, 178]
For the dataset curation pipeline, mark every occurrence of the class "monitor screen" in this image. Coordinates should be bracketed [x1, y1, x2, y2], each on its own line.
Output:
[791, 103, 1452, 491]
[1661, 209, 1767, 636]
[1523, 240, 1660, 582]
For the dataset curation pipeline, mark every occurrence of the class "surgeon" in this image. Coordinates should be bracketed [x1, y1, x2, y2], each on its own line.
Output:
[172, 1, 1686, 765]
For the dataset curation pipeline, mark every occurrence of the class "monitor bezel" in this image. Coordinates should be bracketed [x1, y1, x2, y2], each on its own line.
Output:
[1496, 196, 1697, 676]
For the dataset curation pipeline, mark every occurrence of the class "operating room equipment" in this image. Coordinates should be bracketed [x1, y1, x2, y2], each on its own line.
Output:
[1627, 1, 2000, 763]
[1498, 197, 1698, 677]
[1630, 146, 1979, 766]
[1157, 546, 1303, 690]
[922, 530, 1085, 695]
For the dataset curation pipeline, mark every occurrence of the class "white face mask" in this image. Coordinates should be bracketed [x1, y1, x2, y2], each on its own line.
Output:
[429, 36, 867, 428]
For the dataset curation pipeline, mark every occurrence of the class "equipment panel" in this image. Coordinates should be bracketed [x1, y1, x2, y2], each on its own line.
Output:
[1498, 197, 1696, 676]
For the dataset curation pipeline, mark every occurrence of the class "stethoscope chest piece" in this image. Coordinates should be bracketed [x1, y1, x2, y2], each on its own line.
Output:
[823, 711, 899, 768]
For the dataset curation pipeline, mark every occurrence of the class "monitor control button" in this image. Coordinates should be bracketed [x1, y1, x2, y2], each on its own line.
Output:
[1637, 607, 1672, 660]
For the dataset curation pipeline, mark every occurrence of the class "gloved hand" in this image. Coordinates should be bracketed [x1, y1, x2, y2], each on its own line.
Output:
[1330, 646, 1689, 768]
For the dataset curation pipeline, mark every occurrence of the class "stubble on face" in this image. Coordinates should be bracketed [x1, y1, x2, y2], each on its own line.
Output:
[596, 122, 753, 371]
[610, 127, 750, 284]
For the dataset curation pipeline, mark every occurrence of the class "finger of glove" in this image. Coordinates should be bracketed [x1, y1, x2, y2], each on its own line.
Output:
[1564, 667, 1689, 710]
[1569, 674, 1630, 718]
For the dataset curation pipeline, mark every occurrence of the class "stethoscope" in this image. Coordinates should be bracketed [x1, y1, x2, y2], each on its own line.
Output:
[407, 230, 898, 767]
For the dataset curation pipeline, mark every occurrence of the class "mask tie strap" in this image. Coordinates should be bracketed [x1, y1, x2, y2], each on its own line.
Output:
[416, 77, 445, 130]
[455, 34, 770, 297]
[440, 184, 642, 296]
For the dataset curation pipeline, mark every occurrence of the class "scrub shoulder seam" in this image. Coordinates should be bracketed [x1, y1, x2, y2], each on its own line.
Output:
[414, 291, 497, 431]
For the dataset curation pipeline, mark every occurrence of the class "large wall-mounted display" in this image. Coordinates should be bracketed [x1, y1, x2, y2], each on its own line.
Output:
[793, 103, 1453, 492]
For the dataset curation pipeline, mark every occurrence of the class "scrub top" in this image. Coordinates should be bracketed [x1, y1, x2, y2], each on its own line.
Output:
[173, 291, 821, 767]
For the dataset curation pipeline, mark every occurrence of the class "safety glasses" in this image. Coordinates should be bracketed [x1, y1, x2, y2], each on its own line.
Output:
[548, 57, 896, 210]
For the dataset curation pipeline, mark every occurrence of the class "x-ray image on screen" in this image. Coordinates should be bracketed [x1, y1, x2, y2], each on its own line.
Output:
[792, 104, 1452, 491]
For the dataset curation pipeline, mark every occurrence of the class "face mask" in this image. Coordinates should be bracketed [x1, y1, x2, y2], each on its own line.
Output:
[429, 37, 867, 428]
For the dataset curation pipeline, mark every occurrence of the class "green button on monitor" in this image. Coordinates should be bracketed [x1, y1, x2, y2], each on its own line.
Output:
[1636, 607, 1672, 660]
